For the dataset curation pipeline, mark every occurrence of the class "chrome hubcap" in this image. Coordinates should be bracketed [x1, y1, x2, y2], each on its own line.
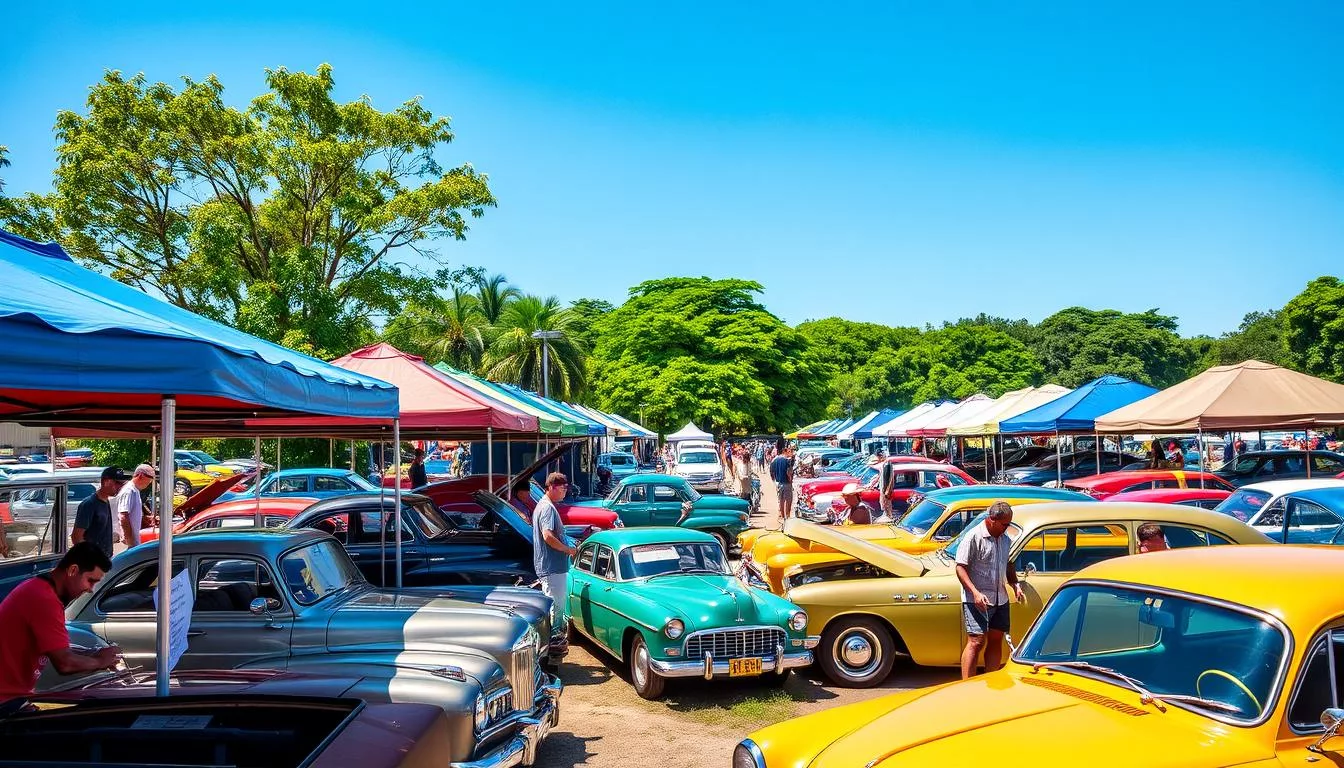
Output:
[833, 628, 881, 678]
[633, 644, 649, 687]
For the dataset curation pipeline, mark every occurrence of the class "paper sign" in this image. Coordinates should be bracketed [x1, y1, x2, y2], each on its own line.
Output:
[152, 569, 195, 673]
[631, 547, 680, 564]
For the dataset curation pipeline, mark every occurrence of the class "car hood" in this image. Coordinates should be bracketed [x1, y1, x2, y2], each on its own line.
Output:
[781, 519, 925, 578]
[694, 495, 749, 512]
[804, 671, 1268, 768]
[176, 471, 258, 519]
[634, 574, 788, 629]
[327, 589, 532, 653]
[797, 477, 849, 495]
[394, 584, 550, 626]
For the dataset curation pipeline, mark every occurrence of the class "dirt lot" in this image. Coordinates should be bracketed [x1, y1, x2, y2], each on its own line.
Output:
[533, 477, 959, 768]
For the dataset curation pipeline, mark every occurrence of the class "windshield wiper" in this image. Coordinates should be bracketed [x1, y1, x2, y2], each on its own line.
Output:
[1028, 661, 1241, 714]
[645, 567, 720, 580]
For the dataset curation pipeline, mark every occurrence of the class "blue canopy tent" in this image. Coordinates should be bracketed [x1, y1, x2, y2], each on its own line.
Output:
[0, 229, 400, 695]
[999, 375, 1159, 486]
[819, 417, 856, 437]
[856, 409, 906, 439]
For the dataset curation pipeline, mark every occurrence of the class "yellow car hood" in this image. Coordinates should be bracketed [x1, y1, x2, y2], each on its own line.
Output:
[806, 671, 1269, 768]
[781, 519, 925, 578]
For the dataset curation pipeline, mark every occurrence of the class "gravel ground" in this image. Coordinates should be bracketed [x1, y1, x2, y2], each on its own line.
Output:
[533, 476, 959, 768]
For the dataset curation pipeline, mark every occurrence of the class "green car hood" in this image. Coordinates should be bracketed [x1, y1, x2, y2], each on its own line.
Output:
[692, 495, 749, 512]
[637, 573, 789, 630]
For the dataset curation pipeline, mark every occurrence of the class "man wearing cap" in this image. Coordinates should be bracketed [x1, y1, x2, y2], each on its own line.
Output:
[533, 472, 577, 656]
[835, 483, 877, 526]
[875, 451, 896, 520]
[115, 464, 156, 548]
[72, 467, 127, 557]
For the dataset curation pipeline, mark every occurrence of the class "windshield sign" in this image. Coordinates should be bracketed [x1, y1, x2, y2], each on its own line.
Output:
[1017, 583, 1287, 723]
[279, 540, 364, 605]
[619, 542, 728, 579]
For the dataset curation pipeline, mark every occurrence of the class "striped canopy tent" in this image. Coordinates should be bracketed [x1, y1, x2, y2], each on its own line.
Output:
[934, 394, 1010, 436]
[817, 417, 857, 437]
[835, 411, 880, 440]
[600, 410, 657, 438]
[787, 420, 828, 439]
[908, 394, 993, 437]
[433, 363, 581, 435]
[569, 403, 633, 436]
[870, 402, 940, 437]
[854, 408, 905, 438]
[799, 418, 843, 438]
[880, 401, 959, 438]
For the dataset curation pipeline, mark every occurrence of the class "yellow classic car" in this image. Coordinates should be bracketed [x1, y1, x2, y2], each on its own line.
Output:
[737, 546, 1344, 768]
[776, 501, 1274, 687]
[740, 488, 1094, 593]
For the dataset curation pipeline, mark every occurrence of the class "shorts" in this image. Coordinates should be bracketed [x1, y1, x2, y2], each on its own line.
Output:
[963, 602, 1010, 636]
[777, 486, 794, 509]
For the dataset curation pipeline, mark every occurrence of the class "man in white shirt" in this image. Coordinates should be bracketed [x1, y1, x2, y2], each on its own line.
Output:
[115, 464, 156, 547]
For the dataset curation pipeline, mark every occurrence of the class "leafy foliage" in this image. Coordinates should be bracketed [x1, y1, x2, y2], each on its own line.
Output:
[1283, 277, 1344, 382]
[1197, 310, 1290, 369]
[481, 295, 587, 400]
[1031, 307, 1194, 388]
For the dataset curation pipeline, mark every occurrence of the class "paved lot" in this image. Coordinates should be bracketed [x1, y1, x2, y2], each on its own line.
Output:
[534, 474, 959, 767]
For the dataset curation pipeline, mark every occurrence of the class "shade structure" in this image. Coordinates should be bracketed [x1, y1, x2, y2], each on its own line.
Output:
[871, 402, 940, 437]
[855, 409, 905, 438]
[0, 230, 399, 430]
[1094, 360, 1344, 432]
[667, 422, 714, 441]
[880, 401, 961, 437]
[933, 395, 1006, 436]
[786, 420, 827, 439]
[1000, 375, 1158, 434]
[599, 410, 657, 438]
[909, 394, 993, 437]
[836, 411, 880, 440]
[797, 419, 836, 438]
[945, 385, 1072, 436]
[492, 383, 607, 435]
[433, 363, 578, 435]
[817, 417, 856, 437]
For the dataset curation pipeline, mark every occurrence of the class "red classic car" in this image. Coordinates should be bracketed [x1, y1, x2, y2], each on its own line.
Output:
[1102, 487, 1232, 509]
[801, 462, 977, 520]
[794, 455, 942, 505]
[140, 496, 317, 543]
[1062, 469, 1235, 499]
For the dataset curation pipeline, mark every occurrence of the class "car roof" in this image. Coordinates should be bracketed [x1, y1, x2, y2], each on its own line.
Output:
[120, 527, 330, 559]
[622, 473, 689, 484]
[272, 467, 355, 477]
[1065, 469, 1188, 486]
[1236, 449, 1344, 460]
[1076, 545, 1344, 632]
[300, 491, 432, 511]
[998, 501, 1270, 541]
[584, 526, 716, 548]
[921, 485, 1093, 502]
[1104, 488, 1230, 502]
[1234, 478, 1344, 494]
[1287, 486, 1344, 505]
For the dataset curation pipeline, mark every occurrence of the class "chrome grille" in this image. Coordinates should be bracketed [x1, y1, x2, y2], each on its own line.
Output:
[684, 627, 785, 660]
[510, 643, 536, 708]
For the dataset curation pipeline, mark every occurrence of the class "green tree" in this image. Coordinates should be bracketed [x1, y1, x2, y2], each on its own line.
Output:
[566, 298, 614, 356]
[1032, 307, 1193, 388]
[796, 318, 922, 416]
[1197, 309, 1291, 370]
[1, 66, 493, 357]
[0, 145, 8, 192]
[474, 273, 521, 325]
[591, 278, 828, 434]
[482, 295, 587, 400]
[1283, 276, 1344, 382]
[888, 325, 1043, 404]
[381, 283, 487, 370]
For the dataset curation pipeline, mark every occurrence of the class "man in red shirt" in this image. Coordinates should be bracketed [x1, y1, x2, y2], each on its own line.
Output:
[0, 542, 121, 700]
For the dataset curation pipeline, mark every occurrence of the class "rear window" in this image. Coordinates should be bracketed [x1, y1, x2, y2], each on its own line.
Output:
[1213, 488, 1271, 522]
[608, 455, 634, 466]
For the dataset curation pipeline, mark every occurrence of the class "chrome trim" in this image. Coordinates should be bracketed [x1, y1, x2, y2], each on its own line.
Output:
[774, 642, 786, 676]
[650, 650, 813, 678]
[734, 738, 767, 768]
[1286, 630, 1341, 736]
[1011, 578, 1294, 729]
[683, 625, 788, 661]
[460, 677, 562, 768]
[803, 635, 820, 649]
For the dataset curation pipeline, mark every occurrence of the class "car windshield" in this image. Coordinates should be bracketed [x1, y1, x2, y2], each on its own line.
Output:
[854, 467, 878, 485]
[345, 473, 378, 491]
[679, 451, 718, 465]
[406, 500, 456, 538]
[189, 451, 220, 464]
[940, 512, 1020, 560]
[898, 498, 948, 535]
[619, 542, 729, 579]
[607, 454, 634, 466]
[279, 539, 365, 605]
[1016, 583, 1287, 723]
[1213, 489, 1271, 522]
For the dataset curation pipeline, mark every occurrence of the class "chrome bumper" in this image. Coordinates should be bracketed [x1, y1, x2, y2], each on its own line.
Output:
[451, 677, 562, 768]
[648, 646, 816, 679]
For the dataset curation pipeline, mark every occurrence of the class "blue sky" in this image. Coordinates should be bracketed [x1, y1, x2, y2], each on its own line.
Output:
[3, 2, 1341, 337]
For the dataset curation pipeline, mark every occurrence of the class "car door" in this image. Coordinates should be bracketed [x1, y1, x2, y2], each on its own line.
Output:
[1276, 629, 1344, 765]
[0, 481, 66, 599]
[185, 555, 294, 669]
[1006, 523, 1131, 645]
[588, 545, 623, 652]
[648, 483, 687, 525]
[271, 475, 312, 498]
[569, 543, 598, 636]
[1280, 498, 1344, 544]
[85, 559, 184, 670]
[886, 472, 920, 515]
[611, 483, 653, 527]
[352, 508, 430, 586]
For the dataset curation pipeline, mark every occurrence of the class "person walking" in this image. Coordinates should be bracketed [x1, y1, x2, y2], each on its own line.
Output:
[115, 464, 155, 548]
[876, 451, 895, 520]
[733, 447, 754, 507]
[955, 501, 1023, 680]
[71, 467, 128, 558]
[0, 542, 121, 700]
[769, 445, 795, 522]
[408, 448, 428, 490]
[533, 472, 577, 658]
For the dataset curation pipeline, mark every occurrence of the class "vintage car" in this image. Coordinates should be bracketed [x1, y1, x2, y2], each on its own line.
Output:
[736, 546, 1344, 768]
[1104, 487, 1232, 509]
[568, 528, 816, 699]
[1215, 449, 1344, 486]
[215, 467, 380, 503]
[740, 486, 1093, 594]
[1062, 469, 1235, 499]
[564, 473, 750, 552]
[793, 456, 938, 505]
[797, 463, 977, 521]
[50, 528, 561, 766]
[1213, 478, 1344, 530]
[775, 502, 1273, 686]
[992, 450, 1146, 486]
[1212, 484, 1344, 544]
[1, 687, 457, 768]
[670, 445, 727, 492]
[596, 451, 641, 481]
[140, 496, 316, 543]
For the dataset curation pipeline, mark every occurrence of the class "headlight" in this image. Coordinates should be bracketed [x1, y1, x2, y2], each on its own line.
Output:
[664, 619, 685, 639]
[789, 610, 808, 632]
[474, 693, 488, 731]
[734, 739, 766, 768]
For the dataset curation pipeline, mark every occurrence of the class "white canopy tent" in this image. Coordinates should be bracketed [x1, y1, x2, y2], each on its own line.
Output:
[665, 422, 714, 442]
[935, 394, 1008, 435]
[910, 394, 993, 437]
[836, 410, 880, 440]
[882, 400, 960, 437]
[871, 402, 938, 437]
[945, 385, 1072, 436]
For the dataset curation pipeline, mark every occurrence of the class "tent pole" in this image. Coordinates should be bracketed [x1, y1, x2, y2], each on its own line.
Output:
[1198, 427, 1206, 487]
[276, 438, 281, 474]
[506, 438, 512, 489]
[1055, 434, 1062, 487]
[155, 396, 177, 698]
[379, 440, 387, 587]
[487, 428, 494, 489]
[393, 421, 403, 590]
[328, 438, 333, 468]
[253, 437, 262, 526]
[350, 440, 356, 471]
[1095, 433, 1100, 475]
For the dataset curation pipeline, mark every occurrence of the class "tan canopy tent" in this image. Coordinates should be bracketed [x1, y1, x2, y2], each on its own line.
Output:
[1095, 360, 1344, 432]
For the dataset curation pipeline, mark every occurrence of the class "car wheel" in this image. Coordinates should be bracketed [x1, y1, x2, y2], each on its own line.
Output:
[173, 478, 192, 496]
[629, 635, 666, 700]
[709, 529, 732, 555]
[819, 616, 896, 688]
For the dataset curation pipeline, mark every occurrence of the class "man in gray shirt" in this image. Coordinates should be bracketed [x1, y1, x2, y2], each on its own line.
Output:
[72, 467, 128, 557]
[954, 501, 1023, 679]
[533, 472, 577, 657]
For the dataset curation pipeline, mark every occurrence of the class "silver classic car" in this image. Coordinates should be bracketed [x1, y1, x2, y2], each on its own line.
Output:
[47, 529, 561, 768]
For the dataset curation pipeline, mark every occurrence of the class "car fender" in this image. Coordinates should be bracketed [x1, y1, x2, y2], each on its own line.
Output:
[683, 510, 750, 535]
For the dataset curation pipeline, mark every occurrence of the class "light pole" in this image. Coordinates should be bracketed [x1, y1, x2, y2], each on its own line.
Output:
[531, 330, 563, 399]
[639, 401, 649, 425]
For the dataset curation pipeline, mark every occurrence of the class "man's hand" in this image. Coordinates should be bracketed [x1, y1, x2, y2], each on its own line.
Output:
[1013, 583, 1025, 604]
[973, 591, 990, 611]
[93, 646, 123, 669]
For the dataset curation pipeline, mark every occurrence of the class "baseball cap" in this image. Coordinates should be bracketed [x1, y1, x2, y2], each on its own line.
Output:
[133, 463, 157, 479]
[100, 466, 131, 483]
[841, 482, 862, 496]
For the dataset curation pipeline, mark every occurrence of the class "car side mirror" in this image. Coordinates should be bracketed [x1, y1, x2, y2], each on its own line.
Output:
[1310, 708, 1344, 754]
[249, 597, 280, 615]
[1020, 562, 1037, 579]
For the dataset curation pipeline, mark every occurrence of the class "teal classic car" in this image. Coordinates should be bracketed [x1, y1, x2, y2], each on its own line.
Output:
[566, 528, 818, 699]
[565, 473, 750, 552]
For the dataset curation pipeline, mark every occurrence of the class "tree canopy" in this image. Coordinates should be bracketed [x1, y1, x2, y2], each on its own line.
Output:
[1284, 276, 1344, 382]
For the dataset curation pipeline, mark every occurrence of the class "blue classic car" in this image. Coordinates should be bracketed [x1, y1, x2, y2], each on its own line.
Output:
[596, 451, 640, 481]
[1234, 485, 1344, 544]
[215, 467, 378, 503]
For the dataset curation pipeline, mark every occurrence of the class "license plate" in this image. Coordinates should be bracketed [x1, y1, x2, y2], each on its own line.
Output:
[729, 657, 763, 677]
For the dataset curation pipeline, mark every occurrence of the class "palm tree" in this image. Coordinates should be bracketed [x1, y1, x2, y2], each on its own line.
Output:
[382, 285, 486, 370]
[0, 145, 9, 192]
[474, 273, 521, 325]
[482, 295, 588, 400]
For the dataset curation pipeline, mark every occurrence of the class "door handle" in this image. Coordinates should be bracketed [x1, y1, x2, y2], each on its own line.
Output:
[187, 631, 207, 638]
[265, 623, 287, 631]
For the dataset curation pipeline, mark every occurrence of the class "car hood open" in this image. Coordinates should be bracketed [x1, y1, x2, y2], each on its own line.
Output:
[781, 519, 925, 578]
[176, 470, 258, 520]
[803, 671, 1268, 768]
[326, 589, 533, 653]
